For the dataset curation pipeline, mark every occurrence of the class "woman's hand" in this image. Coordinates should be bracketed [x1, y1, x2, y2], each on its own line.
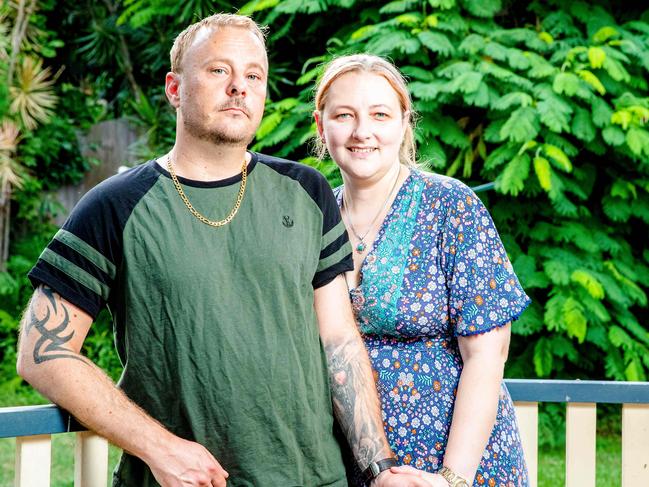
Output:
[389, 465, 450, 486]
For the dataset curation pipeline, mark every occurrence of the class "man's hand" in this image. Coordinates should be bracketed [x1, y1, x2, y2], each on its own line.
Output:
[148, 436, 229, 487]
[372, 468, 437, 486]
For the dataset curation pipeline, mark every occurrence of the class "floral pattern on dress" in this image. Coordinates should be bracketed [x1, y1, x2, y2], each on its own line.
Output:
[336, 170, 531, 487]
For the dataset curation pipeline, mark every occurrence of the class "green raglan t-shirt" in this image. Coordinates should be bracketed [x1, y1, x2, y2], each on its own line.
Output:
[29, 153, 354, 487]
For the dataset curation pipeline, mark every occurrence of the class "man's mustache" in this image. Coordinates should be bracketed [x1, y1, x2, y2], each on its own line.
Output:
[217, 99, 249, 116]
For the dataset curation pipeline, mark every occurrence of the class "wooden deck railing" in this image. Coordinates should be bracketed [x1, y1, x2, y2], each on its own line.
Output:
[1, 379, 648, 486]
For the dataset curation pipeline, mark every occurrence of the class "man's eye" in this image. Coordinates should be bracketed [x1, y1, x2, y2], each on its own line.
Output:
[247, 74, 261, 81]
[212, 68, 226, 74]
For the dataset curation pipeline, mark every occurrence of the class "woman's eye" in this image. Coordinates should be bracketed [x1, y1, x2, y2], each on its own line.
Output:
[212, 68, 226, 74]
[336, 113, 352, 120]
[374, 112, 388, 119]
[247, 74, 261, 81]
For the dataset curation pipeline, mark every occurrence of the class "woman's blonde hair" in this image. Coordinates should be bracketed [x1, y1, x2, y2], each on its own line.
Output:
[313, 54, 417, 167]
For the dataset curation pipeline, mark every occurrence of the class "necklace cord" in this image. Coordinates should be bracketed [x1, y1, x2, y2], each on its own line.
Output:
[343, 165, 402, 253]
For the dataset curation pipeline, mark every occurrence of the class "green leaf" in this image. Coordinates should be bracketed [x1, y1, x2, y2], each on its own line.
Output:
[591, 97, 613, 128]
[429, 0, 456, 9]
[534, 337, 554, 377]
[626, 127, 649, 157]
[563, 297, 587, 343]
[527, 52, 557, 78]
[571, 270, 605, 299]
[543, 144, 572, 172]
[602, 56, 630, 82]
[493, 92, 533, 111]
[379, 0, 420, 14]
[508, 48, 531, 70]
[401, 66, 435, 82]
[602, 195, 632, 222]
[602, 126, 626, 146]
[495, 153, 530, 196]
[418, 137, 447, 169]
[500, 107, 540, 143]
[533, 156, 552, 191]
[409, 81, 443, 101]
[577, 70, 606, 95]
[418, 31, 456, 56]
[458, 34, 484, 55]
[512, 303, 544, 335]
[483, 143, 518, 170]
[441, 71, 483, 94]
[553, 72, 581, 96]
[537, 93, 573, 133]
[625, 359, 646, 382]
[571, 107, 597, 142]
[483, 42, 508, 62]
[460, 0, 501, 17]
[256, 112, 283, 140]
[588, 46, 606, 68]
[593, 26, 619, 43]
[463, 81, 492, 107]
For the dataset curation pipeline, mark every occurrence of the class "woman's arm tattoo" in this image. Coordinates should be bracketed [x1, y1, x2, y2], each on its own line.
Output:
[325, 335, 389, 470]
[25, 286, 87, 364]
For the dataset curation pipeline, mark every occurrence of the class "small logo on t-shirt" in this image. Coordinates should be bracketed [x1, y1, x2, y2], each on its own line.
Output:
[282, 215, 294, 228]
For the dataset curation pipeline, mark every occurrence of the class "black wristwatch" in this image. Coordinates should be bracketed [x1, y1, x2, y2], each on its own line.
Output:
[363, 458, 399, 483]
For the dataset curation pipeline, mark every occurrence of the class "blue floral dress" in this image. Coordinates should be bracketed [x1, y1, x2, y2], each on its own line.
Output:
[335, 170, 531, 487]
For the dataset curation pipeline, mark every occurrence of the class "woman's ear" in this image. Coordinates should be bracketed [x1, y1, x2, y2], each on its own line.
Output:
[313, 110, 325, 142]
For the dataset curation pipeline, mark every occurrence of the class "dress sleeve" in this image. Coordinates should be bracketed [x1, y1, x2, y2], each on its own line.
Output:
[312, 176, 353, 289]
[28, 181, 123, 319]
[441, 180, 530, 336]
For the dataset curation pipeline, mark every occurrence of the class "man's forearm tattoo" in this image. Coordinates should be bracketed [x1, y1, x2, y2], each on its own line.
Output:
[26, 286, 86, 364]
[325, 336, 388, 470]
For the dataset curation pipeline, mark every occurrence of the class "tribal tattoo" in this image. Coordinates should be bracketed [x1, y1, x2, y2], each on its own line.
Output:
[325, 335, 388, 470]
[26, 286, 86, 364]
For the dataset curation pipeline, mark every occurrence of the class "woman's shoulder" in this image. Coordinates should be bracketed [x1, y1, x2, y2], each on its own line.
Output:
[413, 169, 478, 205]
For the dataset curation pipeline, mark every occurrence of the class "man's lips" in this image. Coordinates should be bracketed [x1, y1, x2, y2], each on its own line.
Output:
[221, 107, 248, 116]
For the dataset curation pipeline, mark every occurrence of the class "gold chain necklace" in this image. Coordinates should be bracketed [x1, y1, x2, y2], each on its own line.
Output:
[343, 165, 402, 253]
[166, 155, 247, 227]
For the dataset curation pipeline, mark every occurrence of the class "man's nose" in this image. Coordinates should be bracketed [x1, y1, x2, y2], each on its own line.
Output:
[227, 74, 247, 96]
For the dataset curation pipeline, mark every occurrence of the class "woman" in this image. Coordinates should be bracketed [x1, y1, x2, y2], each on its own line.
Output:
[313, 54, 531, 487]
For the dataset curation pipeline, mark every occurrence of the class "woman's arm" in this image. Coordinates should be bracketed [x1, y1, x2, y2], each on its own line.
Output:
[443, 322, 512, 483]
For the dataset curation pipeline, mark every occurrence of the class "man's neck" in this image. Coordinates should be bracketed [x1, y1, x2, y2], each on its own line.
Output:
[165, 138, 250, 181]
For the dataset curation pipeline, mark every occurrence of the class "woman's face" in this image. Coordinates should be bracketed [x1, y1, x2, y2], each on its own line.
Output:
[316, 71, 408, 184]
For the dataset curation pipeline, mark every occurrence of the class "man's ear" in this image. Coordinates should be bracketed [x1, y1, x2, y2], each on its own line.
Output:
[165, 72, 181, 108]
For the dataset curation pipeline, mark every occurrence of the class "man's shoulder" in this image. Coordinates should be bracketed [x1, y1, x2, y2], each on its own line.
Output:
[254, 152, 325, 183]
[68, 160, 161, 221]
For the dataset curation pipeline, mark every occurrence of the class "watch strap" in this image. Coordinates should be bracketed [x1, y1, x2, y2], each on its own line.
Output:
[439, 466, 470, 487]
[363, 457, 399, 482]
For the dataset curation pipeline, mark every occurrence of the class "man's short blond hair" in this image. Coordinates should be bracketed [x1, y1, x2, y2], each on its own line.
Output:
[170, 13, 267, 73]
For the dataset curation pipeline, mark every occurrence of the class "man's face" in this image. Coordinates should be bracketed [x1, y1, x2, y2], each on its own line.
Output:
[169, 26, 268, 146]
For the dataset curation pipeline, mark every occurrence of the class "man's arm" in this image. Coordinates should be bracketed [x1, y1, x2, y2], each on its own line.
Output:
[314, 275, 429, 487]
[17, 285, 228, 487]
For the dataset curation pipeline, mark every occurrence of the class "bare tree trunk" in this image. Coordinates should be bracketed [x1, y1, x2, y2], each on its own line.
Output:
[0, 186, 11, 272]
[7, 0, 36, 85]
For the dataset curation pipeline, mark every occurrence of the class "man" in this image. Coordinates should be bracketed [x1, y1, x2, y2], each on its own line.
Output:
[17, 13, 428, 487]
